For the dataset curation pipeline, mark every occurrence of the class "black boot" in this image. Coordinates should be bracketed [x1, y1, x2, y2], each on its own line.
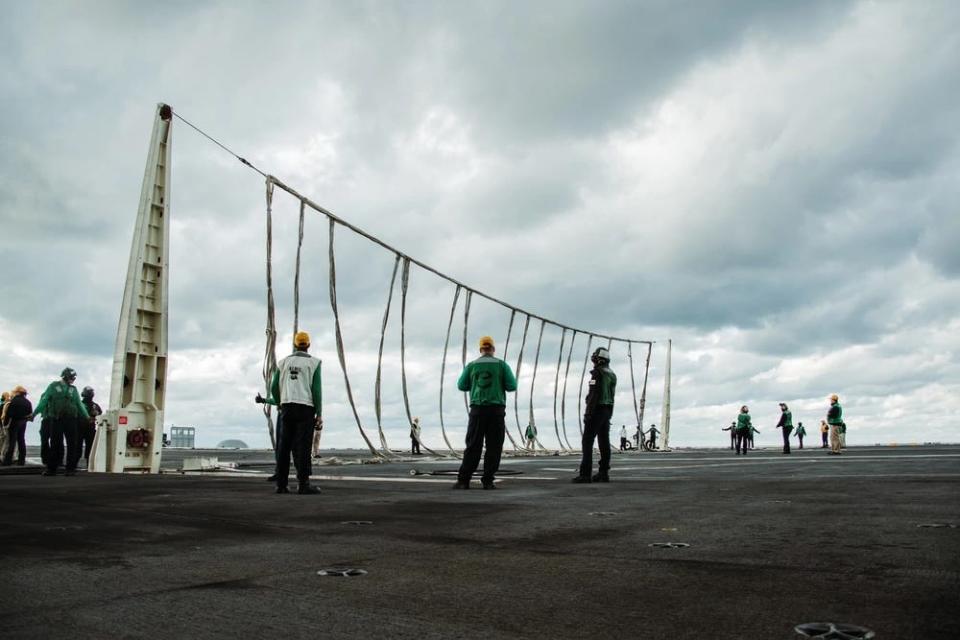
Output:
[571, 475, 591, 484]
[591, 473, 610, 483]
[297, 484, 321, 495]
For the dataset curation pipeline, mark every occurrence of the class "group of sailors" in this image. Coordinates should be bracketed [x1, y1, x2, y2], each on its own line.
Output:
[726, 395, 847, 455]
[260, 331, 625, 493]
[618, 424, 660, 451]
[0, 368, 103, 474]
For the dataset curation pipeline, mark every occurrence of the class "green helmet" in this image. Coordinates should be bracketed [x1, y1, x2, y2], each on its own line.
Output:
[61, 367, 77, 382]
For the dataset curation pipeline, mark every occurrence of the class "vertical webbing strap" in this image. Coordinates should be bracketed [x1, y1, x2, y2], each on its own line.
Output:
[328, 219, 381, 457]
[513, 314, 531, 446]
[262, 178, 278, 450]
[461, 290, 473, 414]
[528, 319, 548, 451]
[399, 258, 443, 457]
[638, 342, 653, 430]
[553, 328, 570, 451]
[438, 285, 462, 455]
[627, 342, 640, 425]
[374, 255, 402, 456]
[500, 310, 520, 451]
[292, 199, 305, 335]
[560, 330, 577, 450]
[577, 334, 594, 438]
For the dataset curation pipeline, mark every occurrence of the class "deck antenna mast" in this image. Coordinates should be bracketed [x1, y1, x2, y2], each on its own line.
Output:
[659, 338, 672, 450]
[89, 103, 172, 473]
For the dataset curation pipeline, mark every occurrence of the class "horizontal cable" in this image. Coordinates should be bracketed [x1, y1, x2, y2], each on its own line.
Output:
[171, 108, 653, 345]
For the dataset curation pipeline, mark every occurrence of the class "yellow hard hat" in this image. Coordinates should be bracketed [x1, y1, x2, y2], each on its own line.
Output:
[830, 394, 839, 401]
[478, 335, 495, 349]
[294, 331, 311, 348]
[12, 385, 27, 396]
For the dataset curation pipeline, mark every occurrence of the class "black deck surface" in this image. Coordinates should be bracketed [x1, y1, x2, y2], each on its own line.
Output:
[2, 445, 958, 639]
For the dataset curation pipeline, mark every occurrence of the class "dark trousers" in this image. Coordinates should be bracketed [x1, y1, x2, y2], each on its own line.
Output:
[748, 433, 755, 449]
[579, 405, 613, 477]
[736, 431, 749, 454]
[276, 404, 314, 488]
[411, 438, 420, 455]
[40, 418, 51, 466]
[729, 432, 735, 449]
[821, 432, 828, 447]
[273, 413, 285, 464]
[781, 428, 791, 453]
[620, 437, 627, 451]
[3, 421, 28, 465]
[48, 416, 79, 472]
[79, 421, 96, 462]
[798, 435, 804, 449]
[457, 405, 506, 485]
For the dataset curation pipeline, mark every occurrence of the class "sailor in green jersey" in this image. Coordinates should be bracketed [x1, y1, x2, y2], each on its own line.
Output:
[257, 330, 323, 494]
[573, 347, 617, 483]
[827, 394, 843, 455]
[33, 368, 89, 476]
[454, 335, 518, 489]
[795, 422, 806, 449]
[776, 402, 793, 454]
[735, 406, 752, 455]
[524, 423, 537, 450]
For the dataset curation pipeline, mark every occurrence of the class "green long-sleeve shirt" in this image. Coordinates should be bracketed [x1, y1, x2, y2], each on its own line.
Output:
[267, 359, 322, 416]
[736, 413, 752, 433]
[827, 402, 843, 426]
[35, 380, 89, 420]
[457, 355, 517, 406]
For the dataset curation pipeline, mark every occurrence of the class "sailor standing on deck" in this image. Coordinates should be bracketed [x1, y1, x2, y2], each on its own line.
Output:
[619, 425, 628, 451]
[776, 403, 793, 454]
[735, 406, 752, 455]
[33, 368, 89, 476]
[722, 421, 736, 450]
[827, 394, 843, 455]
[573, 347, 617, 483]
[258, 331, 323, 494]
[820, 420, 829, 448]
[795, 422, 806, 449]
[525, 422, 537, 450]
[410, 417, 421, 455]
[454, 336, 517, 489]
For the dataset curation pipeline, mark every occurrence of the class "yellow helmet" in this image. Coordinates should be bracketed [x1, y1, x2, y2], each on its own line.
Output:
[830, 394, 839, 401]
[478, 336, 495, 349]
[294, 331, 311, 348]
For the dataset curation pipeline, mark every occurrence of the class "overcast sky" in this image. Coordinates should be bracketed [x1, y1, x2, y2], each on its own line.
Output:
[1, 0, 958, 451]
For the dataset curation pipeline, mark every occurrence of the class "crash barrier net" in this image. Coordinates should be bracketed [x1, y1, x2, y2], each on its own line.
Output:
[173, 109, 654, 457]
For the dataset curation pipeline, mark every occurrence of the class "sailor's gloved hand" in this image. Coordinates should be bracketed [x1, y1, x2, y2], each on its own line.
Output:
[254, 393, 266, 404]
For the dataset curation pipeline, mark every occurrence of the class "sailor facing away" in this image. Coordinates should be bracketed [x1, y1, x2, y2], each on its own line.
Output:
[258, 331, 323, 494]
[454, 336, 517, 490]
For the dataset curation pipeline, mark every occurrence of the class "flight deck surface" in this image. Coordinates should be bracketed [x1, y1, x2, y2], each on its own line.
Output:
[2, 445, 958, 639]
